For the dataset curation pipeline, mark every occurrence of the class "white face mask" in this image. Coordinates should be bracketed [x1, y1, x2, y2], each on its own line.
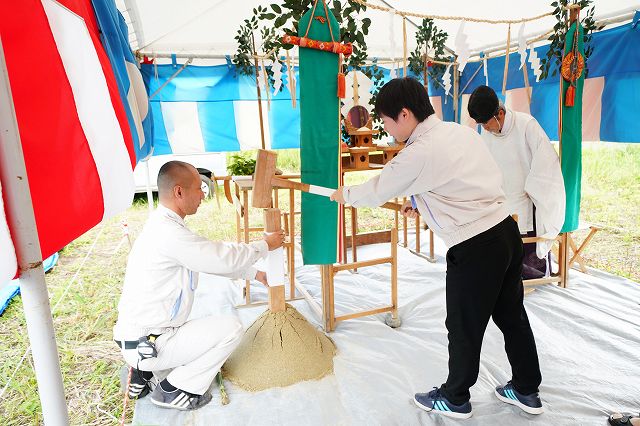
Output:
[488, 116, 502, 136]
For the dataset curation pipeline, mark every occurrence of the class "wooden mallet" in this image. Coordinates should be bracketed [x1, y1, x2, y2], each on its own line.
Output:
[252, 149, 403, 211]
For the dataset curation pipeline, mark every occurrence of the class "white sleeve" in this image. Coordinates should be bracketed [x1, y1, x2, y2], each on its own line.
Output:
[343, 143, 432, 207]
[161, 229, 269, 279]
[523, 118, 566, 256]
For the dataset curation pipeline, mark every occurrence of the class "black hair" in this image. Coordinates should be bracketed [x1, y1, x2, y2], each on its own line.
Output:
[374, 77, 435, 122]
[467, 85, 500, 123]
[157, 160, 192, 196]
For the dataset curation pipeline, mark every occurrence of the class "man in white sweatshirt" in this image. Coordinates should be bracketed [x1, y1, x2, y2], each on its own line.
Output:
[331, 78, 543, 419]
[467, 85, 565, 279]
[113, 161, 284, 410]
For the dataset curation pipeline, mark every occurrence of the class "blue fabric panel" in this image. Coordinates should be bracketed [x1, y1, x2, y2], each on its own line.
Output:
[143, 64, 241, 102]
[0, 282, 19, 316]
[197, 102, 240, 151]
[90, 0, 153, 161]
[601, 72, 640, 142]
[529, 80, 560, 141]
[268, 99, 300, 149]
[149, 102, 172, 155]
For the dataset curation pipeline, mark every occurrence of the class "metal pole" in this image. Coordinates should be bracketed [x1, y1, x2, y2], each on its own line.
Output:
[144, 160, 154, 214]
[0, 37, 69, 425]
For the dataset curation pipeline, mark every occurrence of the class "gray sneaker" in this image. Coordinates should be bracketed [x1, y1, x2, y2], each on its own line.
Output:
[150, 385, 212, 410]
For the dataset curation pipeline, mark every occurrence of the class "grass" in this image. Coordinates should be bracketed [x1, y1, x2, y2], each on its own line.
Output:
[0, 144, 638, 424]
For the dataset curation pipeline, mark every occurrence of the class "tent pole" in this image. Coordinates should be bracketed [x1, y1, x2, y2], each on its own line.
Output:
[144, 160, 154, 213]
[0, 37, 69, 425]
[453, 63, 459, 123]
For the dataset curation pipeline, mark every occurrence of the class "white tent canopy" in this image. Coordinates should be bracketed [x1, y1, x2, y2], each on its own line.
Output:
[118, 0, 639, 59]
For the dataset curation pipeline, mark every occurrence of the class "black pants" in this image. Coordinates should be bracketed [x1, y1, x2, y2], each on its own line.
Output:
[440, 216, 542, 405]
[522, 205, 550, 280]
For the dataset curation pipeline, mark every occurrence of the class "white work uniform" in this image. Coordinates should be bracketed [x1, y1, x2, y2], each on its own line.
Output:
[344, 115, 507, 248]
[481, 109, 565, 258]
[114, 204, 268, 394]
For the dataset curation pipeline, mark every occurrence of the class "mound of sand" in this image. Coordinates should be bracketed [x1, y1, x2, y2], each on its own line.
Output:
[223, 304, 336, 391]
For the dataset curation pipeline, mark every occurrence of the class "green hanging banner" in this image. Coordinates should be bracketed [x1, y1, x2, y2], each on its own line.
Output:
[298, 3, 341, 265]
[560, 20, 584, 233]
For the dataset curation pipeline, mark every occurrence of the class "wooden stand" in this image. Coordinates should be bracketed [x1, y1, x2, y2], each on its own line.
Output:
[341, 200, 434, 266]
[320, 227, 399, 332]
[228, 176, 301, 307]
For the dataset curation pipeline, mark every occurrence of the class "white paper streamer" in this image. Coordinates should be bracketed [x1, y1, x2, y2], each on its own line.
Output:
[286, 48, 297, 100]
[258, 60, 267, 92]
[272, 57, 283, 96]
[455, 20, 470, 73]
[528, 43, 542, 82]
[341, 70, 373, 117]
[442, 63, 452, 104]
[518, 23, 528, 70]
[483, 56, 489, 86]
[265, 245, 284, 287]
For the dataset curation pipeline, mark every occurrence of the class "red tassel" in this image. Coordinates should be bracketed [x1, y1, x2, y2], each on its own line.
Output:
[565, 85, 575, 107]
[337, 73, 346, 98]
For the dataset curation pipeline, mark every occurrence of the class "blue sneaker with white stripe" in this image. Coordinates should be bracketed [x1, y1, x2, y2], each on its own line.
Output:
[414, 387, 473, 419]
[495, 382, 543, 414]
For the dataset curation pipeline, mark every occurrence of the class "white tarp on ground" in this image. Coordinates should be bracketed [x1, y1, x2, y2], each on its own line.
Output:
[133, 232, 640, 425]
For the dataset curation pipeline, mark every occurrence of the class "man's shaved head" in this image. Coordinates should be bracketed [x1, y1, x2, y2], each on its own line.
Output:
[157, 161, 204, 218]
[157, 161, 197, 198]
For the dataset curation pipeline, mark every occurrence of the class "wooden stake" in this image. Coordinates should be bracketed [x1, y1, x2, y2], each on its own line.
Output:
[403, 16, 408, 77]
[288, 188, 296, 298]
[502, 24, 511, 96]
[251, 33, 267, 150]
[391, 227, 398, 320]
[265, 208, 285, 312]
[453, 64, 459, 123]
[522, 55, 532, 105]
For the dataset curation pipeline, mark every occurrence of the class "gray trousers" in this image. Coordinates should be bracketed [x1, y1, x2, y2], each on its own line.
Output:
[120, 316, 243, 395]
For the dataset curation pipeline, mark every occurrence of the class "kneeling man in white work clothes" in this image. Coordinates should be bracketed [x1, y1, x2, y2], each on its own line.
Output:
[113, 161, 284, 410]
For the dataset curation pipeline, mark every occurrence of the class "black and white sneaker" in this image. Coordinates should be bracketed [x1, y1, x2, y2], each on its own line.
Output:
[495, 382, 544, 415]
[414, 387, 473, 419]
[124, 367, 155, 400]
[150, 384, 212, 411]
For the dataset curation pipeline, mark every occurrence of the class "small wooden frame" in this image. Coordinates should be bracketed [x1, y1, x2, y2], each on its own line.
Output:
[341, 201, 434, 266]
[321, 227, 399, 332]
[227, 176, 301, 307]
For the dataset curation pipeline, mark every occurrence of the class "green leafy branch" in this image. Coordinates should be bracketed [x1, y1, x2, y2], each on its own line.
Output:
[233, 1, 373, 93]
[539, 0, 597, 80]
[408, 18, 449, 89]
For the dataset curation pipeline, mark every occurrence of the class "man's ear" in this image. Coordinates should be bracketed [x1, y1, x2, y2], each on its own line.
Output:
[174, 185, 182, 199]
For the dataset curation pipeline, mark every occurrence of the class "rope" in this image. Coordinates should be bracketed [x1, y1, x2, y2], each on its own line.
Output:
[119, 367, 133, 426]
[0, 225, 106, 401]
[303, 0, 320, 38]
[321, 0, 337, 43]
[350, 0, 553, 24]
